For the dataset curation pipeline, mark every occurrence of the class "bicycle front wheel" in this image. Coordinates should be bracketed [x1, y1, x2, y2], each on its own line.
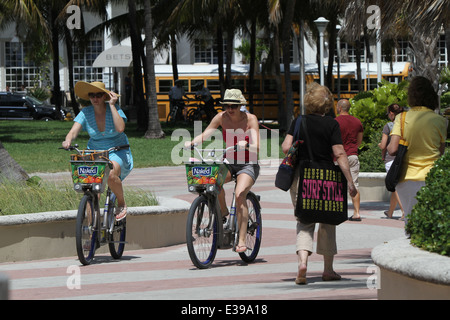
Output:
[76, 194, 98, 265]
[238, 192, 262, 263]
[108, 193, 126, 259]
[186, 195, 218, 269]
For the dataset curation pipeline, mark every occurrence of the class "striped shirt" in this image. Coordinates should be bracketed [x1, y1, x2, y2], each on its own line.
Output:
[74, 105, 130, 150]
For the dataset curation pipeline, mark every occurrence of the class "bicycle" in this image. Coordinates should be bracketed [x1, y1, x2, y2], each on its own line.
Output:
[184, 145, 262, 269]
[186, 100, 218, 123]
[61, 144, 129, 265]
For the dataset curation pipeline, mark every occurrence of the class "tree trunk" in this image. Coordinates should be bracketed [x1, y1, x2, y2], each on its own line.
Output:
[0, 141, 29, 183]
[409, 32, 440, 91]
[128, 0, 148, 131]
[143, 0, 164, 139]
[281, 0, 296, 128]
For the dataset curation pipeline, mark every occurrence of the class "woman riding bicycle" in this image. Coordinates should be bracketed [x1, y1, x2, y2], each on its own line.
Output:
[62, 81, 133, 221]
[185, 88, 260, 253]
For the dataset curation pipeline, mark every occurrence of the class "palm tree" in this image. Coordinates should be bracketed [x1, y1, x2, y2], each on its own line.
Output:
[381, 0, 450, 89]
[143, 0, 164, 138]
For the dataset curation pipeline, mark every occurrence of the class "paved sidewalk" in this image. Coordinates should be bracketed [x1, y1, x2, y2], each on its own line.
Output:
[0, 163, 406, 301]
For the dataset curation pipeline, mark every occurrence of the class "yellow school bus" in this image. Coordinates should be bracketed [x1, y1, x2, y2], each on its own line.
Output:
[154, 62, 410, 121]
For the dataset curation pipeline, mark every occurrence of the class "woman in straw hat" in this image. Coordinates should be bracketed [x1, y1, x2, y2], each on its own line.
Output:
[62, 81, 133, 221]
[186, 88, 260, 253]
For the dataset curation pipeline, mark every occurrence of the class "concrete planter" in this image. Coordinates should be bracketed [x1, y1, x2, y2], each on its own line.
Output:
[358, 172, 390, 202]
[0, 197, 190, 263]
[372, 238, 450, 300]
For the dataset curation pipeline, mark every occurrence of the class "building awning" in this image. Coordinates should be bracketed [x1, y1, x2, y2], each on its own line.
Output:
[93, 45, 132, 68]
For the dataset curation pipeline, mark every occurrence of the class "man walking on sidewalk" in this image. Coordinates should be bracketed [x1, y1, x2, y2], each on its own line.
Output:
[336, 99, 363, 221]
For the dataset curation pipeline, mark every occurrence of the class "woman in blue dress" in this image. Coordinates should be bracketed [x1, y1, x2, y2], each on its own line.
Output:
[62, 81, 133, 221]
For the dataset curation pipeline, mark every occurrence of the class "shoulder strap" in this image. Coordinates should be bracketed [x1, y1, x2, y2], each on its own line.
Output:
[301, 116, 314, 161]
[400, 112, 408, 146]
[293, 115, 302, 141]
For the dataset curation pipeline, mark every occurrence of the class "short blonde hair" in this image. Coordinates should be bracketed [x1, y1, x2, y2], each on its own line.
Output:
[304, 83, 333, 114]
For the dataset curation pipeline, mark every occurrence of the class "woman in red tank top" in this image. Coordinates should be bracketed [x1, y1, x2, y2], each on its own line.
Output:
[186, 89, 260, 253]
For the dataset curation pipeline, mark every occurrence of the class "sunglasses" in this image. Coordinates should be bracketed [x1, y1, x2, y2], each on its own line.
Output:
[88, 92, 105, 99]
[224, 104, 239, 110]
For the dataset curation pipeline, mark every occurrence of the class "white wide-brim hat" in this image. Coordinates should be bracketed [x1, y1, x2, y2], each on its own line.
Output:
[74, 81, 120, 101]
[220, 88, 247, 105]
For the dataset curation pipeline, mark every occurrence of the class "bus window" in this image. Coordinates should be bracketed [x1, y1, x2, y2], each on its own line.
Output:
[205, 79, 219, 91]
[368, 78, 378, 90]
[263, 79, 277, 92]
[229, 79, 245, 91]
[158, 79, 172, 93]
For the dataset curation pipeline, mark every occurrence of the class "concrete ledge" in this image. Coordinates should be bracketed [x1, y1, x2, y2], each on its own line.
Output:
[372, 238, 450, 300]
[358, 172, 390, 202]
[0, 197, 190, 263]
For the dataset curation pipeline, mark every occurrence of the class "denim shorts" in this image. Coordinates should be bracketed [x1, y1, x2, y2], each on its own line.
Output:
[109, 148, 133, 180]
[227, 163, 260, 182]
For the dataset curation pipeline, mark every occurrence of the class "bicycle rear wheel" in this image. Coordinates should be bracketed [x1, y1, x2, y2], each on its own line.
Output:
[186, 195, 218, 269]
[238, 192, 262, 263]
[76, 194, 98, 265]
[108, 193, 126, 259]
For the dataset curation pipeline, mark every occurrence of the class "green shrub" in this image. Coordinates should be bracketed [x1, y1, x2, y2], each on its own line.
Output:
[350, 80, 409, 150]
[406, 151, 450, 256]
[358, 130, 385, 172]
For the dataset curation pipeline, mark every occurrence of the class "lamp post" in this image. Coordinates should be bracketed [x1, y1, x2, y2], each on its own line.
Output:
[314, 17, 329, 86]
[336, 25, 341, 99]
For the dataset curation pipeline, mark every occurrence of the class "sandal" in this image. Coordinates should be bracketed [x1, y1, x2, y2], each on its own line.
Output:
[235, 245, 247, 253]
[115, 206, 127, 221]
[384, 211, 393, 219]
[349, 215, 361, 221]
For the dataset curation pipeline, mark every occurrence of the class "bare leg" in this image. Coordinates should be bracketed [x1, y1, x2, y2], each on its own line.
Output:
[296, 250, 309, 284]
[235, 173, 254, 252]
[107, 161, 126, 220]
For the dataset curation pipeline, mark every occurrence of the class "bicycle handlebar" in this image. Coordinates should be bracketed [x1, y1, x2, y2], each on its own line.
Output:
[59, 144, 129, 154]
[183, 143, 247, 163]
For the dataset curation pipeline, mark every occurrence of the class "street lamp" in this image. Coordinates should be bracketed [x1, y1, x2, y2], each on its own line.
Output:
[336, 25, 341, 99]
[314, 17, 329, 86]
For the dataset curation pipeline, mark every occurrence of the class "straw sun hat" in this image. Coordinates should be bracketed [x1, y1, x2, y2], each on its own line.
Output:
[220, 88, 247, 105]
[74, 81, 120, 101]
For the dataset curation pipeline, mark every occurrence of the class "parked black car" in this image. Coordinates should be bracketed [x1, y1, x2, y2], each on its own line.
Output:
[0, 92, 64, 120]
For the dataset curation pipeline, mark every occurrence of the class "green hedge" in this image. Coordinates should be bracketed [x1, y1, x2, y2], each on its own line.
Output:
[406, 151, 450, 256]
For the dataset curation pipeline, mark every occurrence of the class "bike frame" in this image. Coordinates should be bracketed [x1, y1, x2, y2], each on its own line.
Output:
[187, 146, 242, 250]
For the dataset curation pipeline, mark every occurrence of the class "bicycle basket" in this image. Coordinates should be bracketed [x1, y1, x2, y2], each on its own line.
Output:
[185, 162, 228, 194]
[70, 150, 111, 193]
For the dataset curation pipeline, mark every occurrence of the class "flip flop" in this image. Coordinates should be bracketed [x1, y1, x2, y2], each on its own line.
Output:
[115, 206, 127, 221]
[235, 245, 247, 253]
[384, 211, 393, 219]
[349, 215, 361, 221]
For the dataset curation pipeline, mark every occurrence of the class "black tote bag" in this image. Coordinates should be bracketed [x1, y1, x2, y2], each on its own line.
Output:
[275, 116, 302, 191]
[295, 117, 348, 225]
[385, 112, 408, 192]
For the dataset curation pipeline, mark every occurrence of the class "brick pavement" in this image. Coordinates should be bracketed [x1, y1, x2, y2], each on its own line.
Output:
[0, 164, 406, 302]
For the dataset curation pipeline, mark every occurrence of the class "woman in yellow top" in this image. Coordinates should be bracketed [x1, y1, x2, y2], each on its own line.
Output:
[388, 76, 447, 222]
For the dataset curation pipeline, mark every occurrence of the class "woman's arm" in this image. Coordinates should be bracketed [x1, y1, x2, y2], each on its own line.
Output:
[332, 144, 357, 197]
[186, 112, 222, 147]
[281, 134, 294, 155]
[108, 92, 125, 133]
[62, 122, 83, 149]
[378, 133, 389, 160]
[387, 135, 400, 156]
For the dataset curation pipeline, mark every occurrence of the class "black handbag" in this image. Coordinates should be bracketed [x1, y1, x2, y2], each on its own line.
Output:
[385, 112, 408, 192]
[275, 116, 302, 191]
[295, 117, 348, 225]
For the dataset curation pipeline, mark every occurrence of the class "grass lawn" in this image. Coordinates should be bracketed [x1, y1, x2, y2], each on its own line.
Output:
[1, 119, 283, 173]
